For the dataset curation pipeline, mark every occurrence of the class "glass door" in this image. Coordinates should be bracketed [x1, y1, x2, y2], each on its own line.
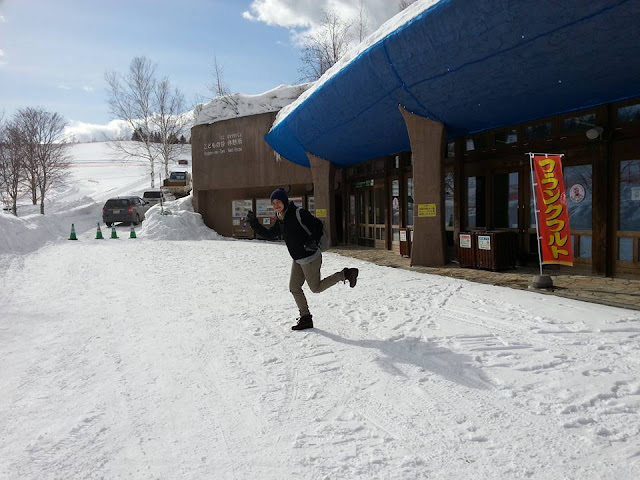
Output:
[373, 185, 387, 249]
[357, 188, 375, 247]
[564, 164, 593, 265]
[616, 159, 640, 273]
[390, 179, 401, 251]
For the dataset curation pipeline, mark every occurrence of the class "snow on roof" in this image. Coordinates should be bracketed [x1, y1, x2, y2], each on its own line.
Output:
[270, 0, 440, 132]
[194, 83, 314, 127]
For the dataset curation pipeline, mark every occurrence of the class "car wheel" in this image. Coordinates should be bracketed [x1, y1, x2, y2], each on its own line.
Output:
[106, 222, 112, 227]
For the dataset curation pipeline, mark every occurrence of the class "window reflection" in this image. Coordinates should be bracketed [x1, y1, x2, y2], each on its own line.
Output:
[617, 104, 640, 124]
[444, 173, 454, 229]
[564, 165, 593, 230]
[619, 160, 640, 231]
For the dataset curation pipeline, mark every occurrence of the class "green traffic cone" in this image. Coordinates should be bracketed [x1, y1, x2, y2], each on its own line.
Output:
[69, 223, 78, 241]
[95, 222, 104, 239]
[129, 224, 137, 239]
[110, 225, 118, 239]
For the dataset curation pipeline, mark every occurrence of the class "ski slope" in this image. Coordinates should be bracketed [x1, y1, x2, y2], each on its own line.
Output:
[1, 143, 640, 479]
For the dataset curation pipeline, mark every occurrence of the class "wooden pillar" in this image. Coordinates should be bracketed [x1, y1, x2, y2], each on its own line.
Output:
[400, 106, 447, 267]
[307, 153, 337, 247]
[591, 104, 612, 276]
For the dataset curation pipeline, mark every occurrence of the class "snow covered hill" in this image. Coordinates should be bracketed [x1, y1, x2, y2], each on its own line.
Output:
[1, 142, 640, 479]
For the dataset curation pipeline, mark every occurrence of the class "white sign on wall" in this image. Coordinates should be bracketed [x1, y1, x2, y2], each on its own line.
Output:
[632, 187, 640, 201]
[204, 132, 243, 156]
[459, 234, 472, 249]
[478, 235, 491, 250]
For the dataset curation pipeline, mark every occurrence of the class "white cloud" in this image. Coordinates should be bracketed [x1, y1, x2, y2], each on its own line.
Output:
[0, 15, 6, 23]
[57, 84, 72, 90]
[64, 119, 132, 143]
[82, 86, 94, 92]
[243, 0, 401, 32]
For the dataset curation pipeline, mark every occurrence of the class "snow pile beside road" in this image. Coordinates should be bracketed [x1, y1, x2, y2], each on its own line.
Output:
[0, 197, 101, 256]
[137, 195, 225, 241]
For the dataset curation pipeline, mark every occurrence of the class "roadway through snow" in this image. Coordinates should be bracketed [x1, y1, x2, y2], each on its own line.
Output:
[1, 238, 640, 479]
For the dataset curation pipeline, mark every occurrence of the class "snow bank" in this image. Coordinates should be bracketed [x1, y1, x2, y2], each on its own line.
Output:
[271, 0, 440, 130]
[0, 198, 102, 256]
[137, 195, 226, 241]
[194, 83, 313, 127]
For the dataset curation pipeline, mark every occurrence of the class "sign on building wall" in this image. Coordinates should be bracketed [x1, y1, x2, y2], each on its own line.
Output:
[316, 208, 327, 218]
[232, 199, 253, 218]
[531, 153, 574, 266]
[417, 203, 437, 217]
[204, 132, 244, 157]
[477, 235, 491, 250]
[459, 234, 472, 249]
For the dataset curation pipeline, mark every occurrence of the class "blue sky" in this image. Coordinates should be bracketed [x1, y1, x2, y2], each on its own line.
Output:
[0, 0, 403, 134]
[0, 0, 305, 125]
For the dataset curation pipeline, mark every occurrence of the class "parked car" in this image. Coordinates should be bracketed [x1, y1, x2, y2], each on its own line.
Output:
[102, 196, 151, 226]
[142, 189, 175, 206]
[177, 159, 189, 165]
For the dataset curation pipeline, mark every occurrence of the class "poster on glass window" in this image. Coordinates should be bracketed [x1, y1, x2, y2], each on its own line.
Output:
[231, 199, 254, 239]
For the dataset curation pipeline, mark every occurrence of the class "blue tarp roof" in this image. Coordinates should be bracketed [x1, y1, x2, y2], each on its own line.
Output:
[266, 0, 640, 167]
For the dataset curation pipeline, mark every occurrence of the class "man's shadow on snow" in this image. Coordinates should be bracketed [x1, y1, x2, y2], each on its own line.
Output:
[312, 329, 493, 390]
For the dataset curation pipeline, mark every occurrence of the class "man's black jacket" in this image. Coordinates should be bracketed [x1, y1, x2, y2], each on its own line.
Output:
[248, 202, 323, 261]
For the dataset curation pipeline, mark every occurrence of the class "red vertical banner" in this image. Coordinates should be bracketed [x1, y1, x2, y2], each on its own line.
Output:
[532, 154, 574, 266]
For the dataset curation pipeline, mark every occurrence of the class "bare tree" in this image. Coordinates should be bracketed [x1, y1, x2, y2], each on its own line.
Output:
[356, 0, 369, 42]
[299, 9, 354, 81]
[0, 116, 25, 216]
[31, 109, 72, 214]
[207, 54, 239, 114]
[398, 0, 417, 11]
[105, 56, 189, 184]
[10, 107, 71, 214]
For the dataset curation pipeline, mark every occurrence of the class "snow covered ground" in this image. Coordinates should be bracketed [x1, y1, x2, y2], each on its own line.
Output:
[1, 143, 640, 479]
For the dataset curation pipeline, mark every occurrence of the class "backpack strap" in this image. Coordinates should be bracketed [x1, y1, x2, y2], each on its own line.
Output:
[295, 207, 312, 236]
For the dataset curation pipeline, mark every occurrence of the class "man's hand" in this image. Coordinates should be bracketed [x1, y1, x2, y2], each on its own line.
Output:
[245, 210, 256, 224]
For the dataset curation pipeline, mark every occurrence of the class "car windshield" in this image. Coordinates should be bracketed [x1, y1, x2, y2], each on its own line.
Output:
[105, 199, 130, 208]
[143, 191, 161, 198]
[170, 172, 186, 180]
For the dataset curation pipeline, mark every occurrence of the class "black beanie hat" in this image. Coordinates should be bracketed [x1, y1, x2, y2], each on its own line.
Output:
[270, 188, 289, 206]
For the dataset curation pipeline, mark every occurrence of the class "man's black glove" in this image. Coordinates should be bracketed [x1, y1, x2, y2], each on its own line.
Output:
[245, 210, 256, 225]
[304, 237, 318, 252]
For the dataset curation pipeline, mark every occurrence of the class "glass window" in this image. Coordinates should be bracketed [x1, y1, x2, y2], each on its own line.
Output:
[618, 238, 633, 262]
[465, 137, 487, 152]
[444, 172, 454, 229]
[495, 129, 518, 145]
[564, 165, 593, 230]
[579, 235, 592, 258]
[562, 113, 596, 133]
[617, 104, 640, 124]
[467, 176, 486, 228]
[407, 178, 414, 226]
[375, 189, 386, 225]
[494, 172, 519, 228]
[619, 160, 640, 231]
[391, 180, 400, 225]
[527, 122, 552, 139]
[447, 142, 455, 158]
[367, 190, 374, 224]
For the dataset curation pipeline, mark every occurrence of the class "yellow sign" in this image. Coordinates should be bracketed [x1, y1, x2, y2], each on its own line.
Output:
[418, 203, 437, 217]
[316, 208, 327, 218]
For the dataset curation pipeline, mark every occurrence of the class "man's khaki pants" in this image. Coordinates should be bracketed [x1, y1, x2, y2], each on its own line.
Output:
[289, 255, 344, 316]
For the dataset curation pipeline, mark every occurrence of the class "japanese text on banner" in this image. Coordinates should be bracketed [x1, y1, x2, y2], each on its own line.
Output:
[533, 154, 574, 266]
